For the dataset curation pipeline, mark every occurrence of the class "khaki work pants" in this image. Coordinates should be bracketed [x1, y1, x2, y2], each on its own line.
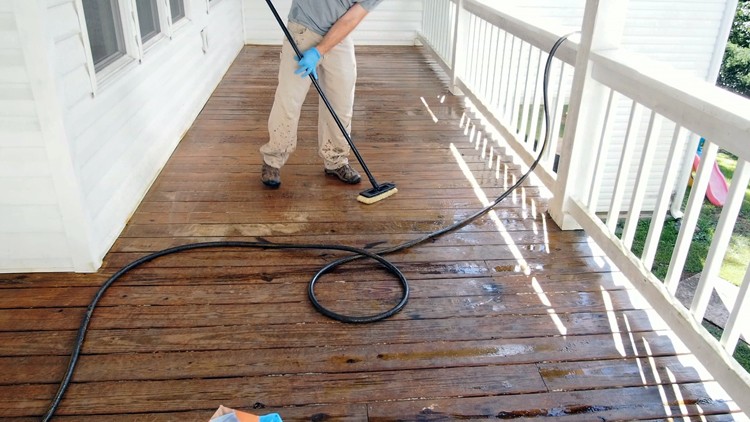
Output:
[260, 22, 357, 170]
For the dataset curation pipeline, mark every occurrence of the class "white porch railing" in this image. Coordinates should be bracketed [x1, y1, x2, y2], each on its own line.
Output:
[420, 0, 750, 414]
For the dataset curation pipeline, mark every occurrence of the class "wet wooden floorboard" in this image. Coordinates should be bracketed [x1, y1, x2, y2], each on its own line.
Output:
[0, 46, 742, 420]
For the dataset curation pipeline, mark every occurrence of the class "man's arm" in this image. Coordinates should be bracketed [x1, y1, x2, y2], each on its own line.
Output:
[316, 3, 369, 55]
[294, 3, 370, 79]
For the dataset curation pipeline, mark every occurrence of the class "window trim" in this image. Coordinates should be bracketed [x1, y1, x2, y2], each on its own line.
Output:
[169, 0, 187, 24]
[77, 0, 140, 94]
[85, 0, 126, 73]
[136, 0, 163, 45]
[163, 0, 192, 40]
[151, 0, 190, 43]
[116, 0, 141, 60]
[207, 0, 226, 13]
[75, 0, 98, 95]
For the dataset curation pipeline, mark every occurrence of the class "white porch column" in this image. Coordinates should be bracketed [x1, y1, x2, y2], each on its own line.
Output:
[549, 0, 628, 230]
[448, 0, 466, 95]
[13, 0, 99, 272]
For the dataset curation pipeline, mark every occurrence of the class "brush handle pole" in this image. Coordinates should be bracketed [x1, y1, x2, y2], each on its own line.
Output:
[265, 0, 381, 190]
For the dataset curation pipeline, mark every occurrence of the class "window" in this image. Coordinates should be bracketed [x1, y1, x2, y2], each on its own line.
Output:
[170, 0, 186, 22]
[82, 0, 125, 71]
[82, 0, 185, 78]
[136, 0, 161, 43]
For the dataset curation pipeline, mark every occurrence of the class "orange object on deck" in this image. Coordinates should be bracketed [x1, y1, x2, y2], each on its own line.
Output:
[210, 405, 282, 422]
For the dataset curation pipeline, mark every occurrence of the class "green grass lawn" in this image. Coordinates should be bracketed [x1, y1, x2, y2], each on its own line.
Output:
[624, 150, 750, 372]
[715, 151, 750, 284]
[627, 150, 749, 285]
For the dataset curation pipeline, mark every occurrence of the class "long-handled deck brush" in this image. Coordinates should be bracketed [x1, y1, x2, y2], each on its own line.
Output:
[265, 0, 397, 204]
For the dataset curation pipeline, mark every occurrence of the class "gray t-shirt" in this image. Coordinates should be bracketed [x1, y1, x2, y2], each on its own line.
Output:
[288, 0, 384, 36]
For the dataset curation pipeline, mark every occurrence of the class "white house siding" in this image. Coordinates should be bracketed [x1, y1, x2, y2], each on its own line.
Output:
[605, 0, 733, 213]
[0, 0, 94, 272]
[243, 0, 424, 45]
[596, 0, 734, 213]
[60, 0, 245, 257]
[0, 0, 244, 273]
[480, 0, 734, 213]
[492, 0, 729, 79]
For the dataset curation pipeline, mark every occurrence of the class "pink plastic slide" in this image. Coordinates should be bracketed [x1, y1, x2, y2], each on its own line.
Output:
[692, 154, 729, 206]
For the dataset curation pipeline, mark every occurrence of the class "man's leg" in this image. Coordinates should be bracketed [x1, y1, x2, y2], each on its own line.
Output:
[317, 35, 361, 183]
[260, 23, 322, 185]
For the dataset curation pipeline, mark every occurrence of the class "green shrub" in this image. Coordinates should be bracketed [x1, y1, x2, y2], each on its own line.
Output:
[718, 1, 750, 96]
[719, 42, 750, 97]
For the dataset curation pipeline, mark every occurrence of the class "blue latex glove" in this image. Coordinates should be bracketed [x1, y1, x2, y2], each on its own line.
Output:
[294, 47, 321, 79]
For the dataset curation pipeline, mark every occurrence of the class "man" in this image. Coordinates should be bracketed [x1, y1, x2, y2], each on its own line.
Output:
[260, 0, 384, 188]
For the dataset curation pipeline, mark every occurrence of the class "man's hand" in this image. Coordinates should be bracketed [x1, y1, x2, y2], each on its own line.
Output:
[295, 47, 321, 79]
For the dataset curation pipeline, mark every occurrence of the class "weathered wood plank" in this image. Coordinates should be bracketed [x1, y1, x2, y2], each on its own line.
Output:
[0, 365, 546, 417]
[118, 218, 549, 238]
[25, 404, 368, 422]
[110, 230, 576, 252]
[0, 289, 651, 330]
[3, 331, 690, 384]
[366, 383, 741, 420]
[95, 242, 603, 271]
[139, 189, 544, 208]
[0, 267, 628, 294]
[0, 310, 670, 356]
[538, 355, 714, 390]
[124, 208, 544, 225]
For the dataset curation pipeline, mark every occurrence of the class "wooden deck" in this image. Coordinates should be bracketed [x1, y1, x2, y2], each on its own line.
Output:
[0, 45, 742, 421]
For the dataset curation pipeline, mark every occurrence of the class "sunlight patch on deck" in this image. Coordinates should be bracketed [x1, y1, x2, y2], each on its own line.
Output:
[643, 339, 675, 418]
[420, 96, 439, 123]
[601, 285, 626, 357]
[449, 140, 569, 336]
[449, 142, 529, 275]
[624, 314, 649, 385]
[532, 276, 568, 336]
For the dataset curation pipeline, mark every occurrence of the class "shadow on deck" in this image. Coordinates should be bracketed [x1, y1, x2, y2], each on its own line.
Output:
[0, 45, 741, 421]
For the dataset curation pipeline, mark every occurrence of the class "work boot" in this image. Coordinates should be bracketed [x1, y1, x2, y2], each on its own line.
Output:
[261, 163, 281, 188]
[325, 164, 361, 184]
